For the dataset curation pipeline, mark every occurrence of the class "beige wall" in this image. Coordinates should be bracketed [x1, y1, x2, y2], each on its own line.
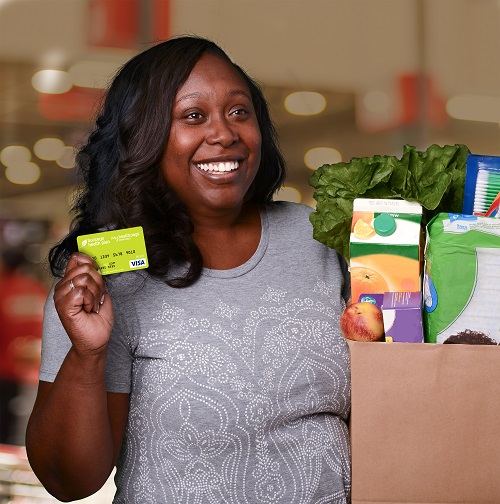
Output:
[0, 0, 498, 219]
[1, 0, 498, 95]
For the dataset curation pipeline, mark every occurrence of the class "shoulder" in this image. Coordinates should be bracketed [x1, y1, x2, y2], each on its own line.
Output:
[264, 201, 350, 300]
[265, 201, 313, 228]
[265, 201, 329, 251]
[265, 200, 347, 263]
[264, 201, 318, 243]
[266, 200, 313, 216]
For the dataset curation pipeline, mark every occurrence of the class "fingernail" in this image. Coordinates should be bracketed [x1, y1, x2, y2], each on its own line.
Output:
[100, 294, 105, 305]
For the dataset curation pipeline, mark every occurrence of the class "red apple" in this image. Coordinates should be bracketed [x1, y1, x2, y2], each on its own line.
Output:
[340, 302, 385, 342]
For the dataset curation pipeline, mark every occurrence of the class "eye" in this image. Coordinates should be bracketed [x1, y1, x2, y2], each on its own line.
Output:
[230, 107, 249, 117]
[186, 112, 203, 120]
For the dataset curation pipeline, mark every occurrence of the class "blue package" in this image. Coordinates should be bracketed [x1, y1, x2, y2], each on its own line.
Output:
[462, 154, 500, 215]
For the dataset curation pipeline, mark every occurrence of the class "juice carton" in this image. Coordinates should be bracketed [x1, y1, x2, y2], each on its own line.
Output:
[382, 291, 424, 343]
[349, 198, 423, 303]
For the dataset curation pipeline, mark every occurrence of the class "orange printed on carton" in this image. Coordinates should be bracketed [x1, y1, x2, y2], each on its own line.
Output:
[349, 199, 423, 303]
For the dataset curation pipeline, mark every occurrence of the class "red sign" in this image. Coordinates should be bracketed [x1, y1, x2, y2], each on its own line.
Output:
[151, 0, 170, 42]
[38, 87, 105, 122]
[87, 0, 170, 50]
[356, 73, 447, 133]
[398, 73, 447, 127]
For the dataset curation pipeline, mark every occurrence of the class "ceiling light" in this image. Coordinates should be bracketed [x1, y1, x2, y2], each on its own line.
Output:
[34, 138, 66, 161]
[284, 92, 326, 116]
[5, 162, 41, 185]
[274, 186, 302, 203]
[56, 146, 77, 168]
[304, 147, 342, 170]
[68, 60, 123, 88]
[1, 145, 31, 166]
[446, 94, 500, 124]
[32, 70, 73, 94]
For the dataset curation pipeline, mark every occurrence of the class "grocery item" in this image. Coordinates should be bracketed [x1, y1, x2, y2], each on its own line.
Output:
[382, 291, 423, 343]
[349, 198, 423, 303]
[424, 213, 500, 343]
[340, 302, 384, 342]
[462, 154, 500, 216]
[309, 143, 470, 261]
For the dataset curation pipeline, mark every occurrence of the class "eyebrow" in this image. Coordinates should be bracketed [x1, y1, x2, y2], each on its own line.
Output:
[176, 89, 251, 104]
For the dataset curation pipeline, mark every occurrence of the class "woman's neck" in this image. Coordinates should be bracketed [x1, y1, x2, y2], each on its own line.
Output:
[192, 203, 262, 270]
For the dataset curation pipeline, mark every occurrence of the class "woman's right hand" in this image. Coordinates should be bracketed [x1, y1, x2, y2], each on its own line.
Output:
[53, 252, 114, 357]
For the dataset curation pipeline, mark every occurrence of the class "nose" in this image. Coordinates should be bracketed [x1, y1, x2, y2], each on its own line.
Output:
[206, 115, 238, 147]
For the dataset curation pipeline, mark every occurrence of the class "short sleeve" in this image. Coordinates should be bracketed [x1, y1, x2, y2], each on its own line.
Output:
[39, 278, 133, 393]
[39, 280, 72, 382]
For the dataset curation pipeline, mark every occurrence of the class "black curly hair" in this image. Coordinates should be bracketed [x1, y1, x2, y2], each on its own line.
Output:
[49, 35, 286, 287]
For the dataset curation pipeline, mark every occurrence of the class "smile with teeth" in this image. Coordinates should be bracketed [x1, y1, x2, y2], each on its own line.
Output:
[196, 161, 239, 172]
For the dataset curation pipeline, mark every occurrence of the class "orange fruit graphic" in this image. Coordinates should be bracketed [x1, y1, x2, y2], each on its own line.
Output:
[351, 211, 374, 232]
[350, 266, 389, 303]
[353, 219, 376, 239]
[351, 254, 421, 294]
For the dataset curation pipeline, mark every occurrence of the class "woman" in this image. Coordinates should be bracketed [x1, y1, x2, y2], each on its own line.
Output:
[26, 36, 351, 503]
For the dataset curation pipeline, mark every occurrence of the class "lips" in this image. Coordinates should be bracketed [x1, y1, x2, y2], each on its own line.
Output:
[196, 161, 239, 173]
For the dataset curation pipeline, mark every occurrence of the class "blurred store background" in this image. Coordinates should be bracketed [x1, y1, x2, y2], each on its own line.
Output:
[0, 0, 499, 501]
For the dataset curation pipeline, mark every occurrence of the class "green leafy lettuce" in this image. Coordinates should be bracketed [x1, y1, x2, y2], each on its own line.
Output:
[308, 143, 470, 261]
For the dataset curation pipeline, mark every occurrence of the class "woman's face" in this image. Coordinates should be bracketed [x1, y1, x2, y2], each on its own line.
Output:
[162, 53, 262, 218]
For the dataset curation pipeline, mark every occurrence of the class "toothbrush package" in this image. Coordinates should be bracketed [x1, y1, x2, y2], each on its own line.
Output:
[462, 154, 500, 217]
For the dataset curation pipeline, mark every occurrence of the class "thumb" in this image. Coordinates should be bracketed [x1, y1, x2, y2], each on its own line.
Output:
[98, 293, 114, 326]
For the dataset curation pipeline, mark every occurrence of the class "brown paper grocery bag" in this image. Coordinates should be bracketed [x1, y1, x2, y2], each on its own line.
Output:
[348, 341, 500, 504]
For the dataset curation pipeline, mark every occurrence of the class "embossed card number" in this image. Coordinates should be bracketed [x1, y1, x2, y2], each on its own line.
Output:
[77, 227, 149, 275]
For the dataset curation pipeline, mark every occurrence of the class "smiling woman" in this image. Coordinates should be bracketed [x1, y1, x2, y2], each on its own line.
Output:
[25, 35, 352, 504]
[46, 37, 286, 288]
[162, 53, 262, 220]
[162, 52, 264, 269]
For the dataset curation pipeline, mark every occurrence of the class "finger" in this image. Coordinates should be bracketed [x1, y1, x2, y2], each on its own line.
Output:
[80, 287, 97, 314]
[68, 272, 103, 313]
[97, 292, 113, 321]
[66, 284, 96, 314]
[65, 252, 100, 277]
[55, 265, 105, 313]
[63, 252, 102, 289]
[57, 262, 102, 293]
[55, 276, 105, 320]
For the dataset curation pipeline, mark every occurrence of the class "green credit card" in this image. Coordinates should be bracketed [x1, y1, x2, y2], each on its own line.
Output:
[77, 227, 149, 275]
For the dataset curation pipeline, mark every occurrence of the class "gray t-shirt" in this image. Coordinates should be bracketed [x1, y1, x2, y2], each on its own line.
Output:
[40, 202, 351, 503]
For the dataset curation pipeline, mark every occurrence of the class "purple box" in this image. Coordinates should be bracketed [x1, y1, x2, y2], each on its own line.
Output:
[382, 291, 423, 343]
